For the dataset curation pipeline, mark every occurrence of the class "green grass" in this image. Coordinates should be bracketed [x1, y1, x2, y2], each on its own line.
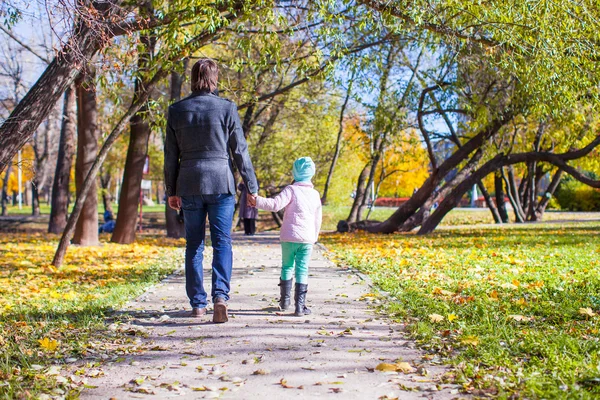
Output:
[0, 234, 183, 398]
[319, 204, 600, 231]
[2, 203, 166, 216]
[322, 222, 600, 398]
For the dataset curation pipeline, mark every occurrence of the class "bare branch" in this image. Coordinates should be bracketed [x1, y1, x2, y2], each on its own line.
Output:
[0, 25, 51, 64]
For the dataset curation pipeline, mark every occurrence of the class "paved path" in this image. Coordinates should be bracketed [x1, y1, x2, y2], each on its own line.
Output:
[77, 232, 460, 399]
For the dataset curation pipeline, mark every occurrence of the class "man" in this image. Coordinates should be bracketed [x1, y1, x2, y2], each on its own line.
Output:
[164, 58, 258, 323]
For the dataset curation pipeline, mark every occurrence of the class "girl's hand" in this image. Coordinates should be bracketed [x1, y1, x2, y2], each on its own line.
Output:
[247, 194, 257, 207]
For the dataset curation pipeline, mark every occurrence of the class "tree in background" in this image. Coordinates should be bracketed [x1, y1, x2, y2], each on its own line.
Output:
[49, 84, 77, 233]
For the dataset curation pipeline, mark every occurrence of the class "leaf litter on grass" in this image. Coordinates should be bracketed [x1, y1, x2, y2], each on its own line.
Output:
[323, 222, 600, 398]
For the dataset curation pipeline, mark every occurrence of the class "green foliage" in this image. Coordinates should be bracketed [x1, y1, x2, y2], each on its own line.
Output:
[248, 85, 339, 190]
[0, 5, 20, 28]
[369, 0, 600, 114]
[555, 176, 600, 211]
[324, 222, 600, 398]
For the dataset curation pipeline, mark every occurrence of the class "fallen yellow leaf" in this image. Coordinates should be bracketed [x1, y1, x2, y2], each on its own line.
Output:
[579, 307, 596, 317]
[460, 335, 479, 346]
[428, 314, 444, 323]
[395, 362, 415, 373]
[375, 362, 414, 373]
[38, 337, 59, 352]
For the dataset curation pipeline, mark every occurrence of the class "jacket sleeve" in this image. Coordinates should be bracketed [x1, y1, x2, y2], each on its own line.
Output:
[163, 111, 179, 197]
[314, 201, 322, 242]
[228, 102, 258, 193]
[255, 187, 292, 212]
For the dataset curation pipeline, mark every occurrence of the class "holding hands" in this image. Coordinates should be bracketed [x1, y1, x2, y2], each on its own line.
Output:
[247, 193, 258, 207]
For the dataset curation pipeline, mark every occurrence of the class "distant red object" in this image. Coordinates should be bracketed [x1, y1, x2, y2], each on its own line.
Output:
[374, 197, 410, 207]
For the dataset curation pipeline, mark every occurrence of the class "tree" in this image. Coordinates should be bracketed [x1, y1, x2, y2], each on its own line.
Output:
[72, 71, 100, 245]
[52, 1, 250, 266]
[0, 0, 243, 173]
[49, 85, 77, 233]
[111, 2, 157, 244]
[322, 70, 355, 205]
[31, 111, 59, 216]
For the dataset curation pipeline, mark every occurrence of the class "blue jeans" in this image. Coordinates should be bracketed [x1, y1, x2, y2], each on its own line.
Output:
[181, 194, 235, 308]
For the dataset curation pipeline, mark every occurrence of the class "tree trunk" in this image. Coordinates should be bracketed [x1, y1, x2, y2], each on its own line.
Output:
[99, 169, 114, 215]
[322, 78, 353, 204]
[49, 85, 77, 233]
[347, 162, 371, 223]
[52, 11, 238, 266]
[73, 73, 99, 245]
[398, 148, 485, 232]
[111, 26, 156, 244]
[505, 165, 526, 222]
[419, 155, 505, 234]
[1, 164, 11, 216]
[494, 170, 509, 223]
[0, 23, 104, 174]
[110, 107, 150, 243]
[165, 65, 187, 238]
[501, 167, 524, 223]
[365, 113, 512, 233]
[32, 181, 41, 216]
[534, 168, 563, 220]
[477, 181, 502, 223]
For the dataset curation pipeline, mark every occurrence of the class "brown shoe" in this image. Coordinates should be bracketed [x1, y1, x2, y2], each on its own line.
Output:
[213, 297, 228, 323]
[191, 307, 206, 317]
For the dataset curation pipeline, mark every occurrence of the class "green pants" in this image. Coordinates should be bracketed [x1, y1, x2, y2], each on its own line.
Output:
[281, 242, 313, 284]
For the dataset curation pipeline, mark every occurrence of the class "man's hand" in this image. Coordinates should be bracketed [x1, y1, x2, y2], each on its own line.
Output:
[168, 196, 182, 211]
[247, 193, 257, 207]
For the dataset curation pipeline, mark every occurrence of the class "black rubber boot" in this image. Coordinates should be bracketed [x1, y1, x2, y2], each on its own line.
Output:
[278, 279, 293, 310]
[294, 283, 311, 317]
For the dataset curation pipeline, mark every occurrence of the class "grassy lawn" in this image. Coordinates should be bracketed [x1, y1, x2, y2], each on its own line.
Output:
[0, 233, 183, 398]
[320, 204, 600, 231]
[2, 204, 166, 216]
[322, 222, 600, 398]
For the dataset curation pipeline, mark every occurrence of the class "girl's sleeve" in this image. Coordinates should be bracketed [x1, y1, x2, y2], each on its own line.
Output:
[314, 202, 322, 242]
[255, 187, 293, 212]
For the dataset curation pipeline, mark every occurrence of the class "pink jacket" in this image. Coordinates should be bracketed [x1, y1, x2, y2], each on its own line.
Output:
[255, 182, 322, 243]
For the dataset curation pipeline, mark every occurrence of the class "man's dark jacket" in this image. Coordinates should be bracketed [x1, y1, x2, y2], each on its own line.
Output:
[164, 90, 258, 197]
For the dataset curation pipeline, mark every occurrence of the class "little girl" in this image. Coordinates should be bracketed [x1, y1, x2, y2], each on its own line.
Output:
[254, 157, 322, 316]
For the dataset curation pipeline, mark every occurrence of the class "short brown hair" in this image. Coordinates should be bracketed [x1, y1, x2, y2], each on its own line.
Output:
[191, 58, 218, 92]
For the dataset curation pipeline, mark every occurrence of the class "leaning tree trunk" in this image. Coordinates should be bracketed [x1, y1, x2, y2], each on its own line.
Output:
[111, 27, 156, 244]
[165, 62, 187, 239]
[1, 164, 11, 216]
[0, 21, 105, 174]
[494, 170, 509, 223]
[347, 162, 371, 223]
[534, 168, 564, 220]
[73, 73, 99, 245]
[398, 148, 485, 232]
[419, 155, 505, 234]
[505, 165, 526, 222]
[365, 113, 512, 233]
[49, 85, 77, 233]
[477, 181, 502, 223]
[52, 11, 239, 266]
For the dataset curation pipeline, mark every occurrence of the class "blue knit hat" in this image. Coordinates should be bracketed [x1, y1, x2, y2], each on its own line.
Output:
[293, 157, 315, 182]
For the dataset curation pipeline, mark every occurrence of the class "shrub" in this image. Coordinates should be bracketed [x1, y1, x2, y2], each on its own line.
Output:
[555, 176, 600, 211]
